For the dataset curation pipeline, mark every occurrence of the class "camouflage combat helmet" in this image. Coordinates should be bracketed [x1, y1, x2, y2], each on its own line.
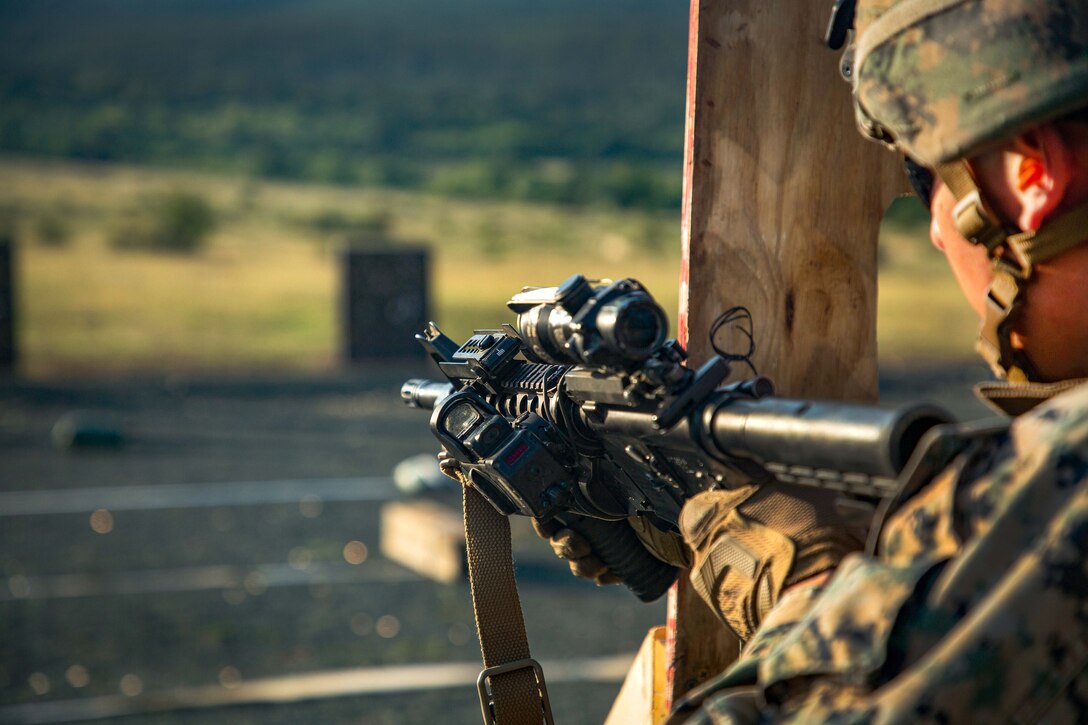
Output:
[844, 0, 1088, 383]
[851, 0, 1088, 166]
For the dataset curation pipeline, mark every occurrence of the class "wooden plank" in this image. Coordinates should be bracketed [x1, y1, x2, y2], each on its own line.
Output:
[604, 626, 669, 725]
[380, 499, 466, 583]
[667, 0, 904, 705]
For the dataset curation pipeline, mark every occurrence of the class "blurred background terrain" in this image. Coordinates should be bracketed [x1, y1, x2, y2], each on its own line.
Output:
[0, 1, 991, 723]
[0, 0, 980, 375]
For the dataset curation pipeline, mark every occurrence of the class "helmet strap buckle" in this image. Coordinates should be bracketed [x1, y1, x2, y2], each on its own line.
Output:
[952, 189, 1007, 254]
[937, 161, 1041, 382]
[978, 270, 1032, 384]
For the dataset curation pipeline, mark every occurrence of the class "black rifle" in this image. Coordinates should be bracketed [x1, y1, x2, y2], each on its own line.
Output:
[402, 275, 952, 602]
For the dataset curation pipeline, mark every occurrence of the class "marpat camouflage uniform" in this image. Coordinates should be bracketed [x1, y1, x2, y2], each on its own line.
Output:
[671, 381, 1088, 723]
[668, 1, 1088, 719]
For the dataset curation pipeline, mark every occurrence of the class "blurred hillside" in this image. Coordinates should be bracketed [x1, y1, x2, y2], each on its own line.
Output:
[1, 157, 978, 378]
[0, 0, 687, 209]
[0, 0, 981, 378]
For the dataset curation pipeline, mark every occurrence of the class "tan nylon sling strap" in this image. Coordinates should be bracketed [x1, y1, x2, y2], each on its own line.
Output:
[463, 482, 553, 724]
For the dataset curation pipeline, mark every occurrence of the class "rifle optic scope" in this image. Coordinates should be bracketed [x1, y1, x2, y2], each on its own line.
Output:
[507, 275, 667, 368]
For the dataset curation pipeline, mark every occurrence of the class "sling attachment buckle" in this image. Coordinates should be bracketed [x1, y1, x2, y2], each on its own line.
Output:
[476, 658, 554, 725]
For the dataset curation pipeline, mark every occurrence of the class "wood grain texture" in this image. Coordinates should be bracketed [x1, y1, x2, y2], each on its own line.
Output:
[380, 500, 466, 584]
[668, 0, 904, 704]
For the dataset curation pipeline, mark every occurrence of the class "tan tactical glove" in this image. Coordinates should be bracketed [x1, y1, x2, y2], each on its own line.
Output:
[679, 482, 861, 642]
[628, 514, 691, 569]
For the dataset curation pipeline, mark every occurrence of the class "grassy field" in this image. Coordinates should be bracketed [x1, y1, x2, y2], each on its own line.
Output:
[0, 156, 977, 377]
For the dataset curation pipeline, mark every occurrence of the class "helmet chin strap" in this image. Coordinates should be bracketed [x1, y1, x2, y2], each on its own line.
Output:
[935, 160, 1088, 384]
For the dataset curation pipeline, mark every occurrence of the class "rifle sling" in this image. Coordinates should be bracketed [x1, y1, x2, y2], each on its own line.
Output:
[463, 482, 553, 724]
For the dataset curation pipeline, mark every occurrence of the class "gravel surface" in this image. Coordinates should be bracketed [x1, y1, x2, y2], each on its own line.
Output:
[0, 368, 664, 723]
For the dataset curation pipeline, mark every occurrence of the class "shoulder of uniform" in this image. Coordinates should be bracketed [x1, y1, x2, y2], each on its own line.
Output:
[975, 378, 1088, 417]
[1009, 380, 1088, 453]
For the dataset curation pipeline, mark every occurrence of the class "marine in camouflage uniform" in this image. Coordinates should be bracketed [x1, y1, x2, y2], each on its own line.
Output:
[524, 0, 1088, 718]
[664, 0, 1088, 721]
[672, 385, 1088, 722]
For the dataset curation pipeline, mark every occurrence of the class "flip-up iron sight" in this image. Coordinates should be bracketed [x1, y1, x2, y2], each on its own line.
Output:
[403, 274, 953, 601]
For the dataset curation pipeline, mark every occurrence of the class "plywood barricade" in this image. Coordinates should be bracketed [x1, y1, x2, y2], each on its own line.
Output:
[667, 0, 904, 709]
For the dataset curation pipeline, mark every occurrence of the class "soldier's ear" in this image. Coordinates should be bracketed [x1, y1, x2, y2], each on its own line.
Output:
[1009, 124, 1073, 232]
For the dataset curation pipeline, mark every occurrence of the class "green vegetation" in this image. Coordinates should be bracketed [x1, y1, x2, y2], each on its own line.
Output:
[0, 157, 977, 377]
[110, 191, 217, 252]
[1, 157, 689, 376]
[0, 0, 687, 209]
[0, 2, 979, 376]
[304, 208, 392, 248]
[31, 208, 71, 247]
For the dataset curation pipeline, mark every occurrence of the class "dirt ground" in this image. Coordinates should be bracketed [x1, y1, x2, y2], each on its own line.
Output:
[0, 361, 998, 724]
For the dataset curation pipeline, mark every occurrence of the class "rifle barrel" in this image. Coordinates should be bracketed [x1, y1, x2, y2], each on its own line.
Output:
[401, 379, 454, 410]
[708, 397, 951, 479]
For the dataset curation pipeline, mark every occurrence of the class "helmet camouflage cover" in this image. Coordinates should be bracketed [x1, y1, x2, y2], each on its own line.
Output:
[852, 0, 1088, 166]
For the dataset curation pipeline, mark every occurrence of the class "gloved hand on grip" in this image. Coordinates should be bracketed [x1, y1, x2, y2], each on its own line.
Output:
[534, 513, 689, 589]
[532, 517, 623, 585]
[679, 482, 862, 642]
[438, 449, 687, 590]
